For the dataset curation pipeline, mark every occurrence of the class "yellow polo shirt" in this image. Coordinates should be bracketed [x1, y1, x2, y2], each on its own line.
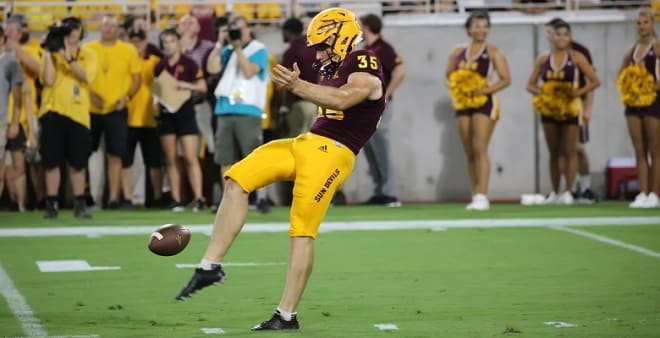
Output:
[86, 40, 141, 114]
[7, 41, 42, 132]
[39, 47, 98, 128]
[128, 54, 160, 128]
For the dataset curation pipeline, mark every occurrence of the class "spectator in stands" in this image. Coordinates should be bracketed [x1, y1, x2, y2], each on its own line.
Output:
[527, 20, 599, 205]
[211, 16, 271, 213]
[545, 18, 598, 203]
[4, 14, 43, 211]
[122, 28, 164, 208]
[280, 17, 317, 137]
[619, 10, 660, 208]
[0, 25, 24, 209]
[39, 17, 97, 218]
[445, 11, 511, 211]
[87, 13, 141, 209]
[123, 16, 162, 58]
[359, 13, 405, 207]
[154, 28, 207, 212]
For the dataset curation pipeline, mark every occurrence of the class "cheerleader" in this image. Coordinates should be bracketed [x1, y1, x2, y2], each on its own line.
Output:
[445, 11, 511, 211]
[618, 9, 660, 208]
[527, 20, 600, 204]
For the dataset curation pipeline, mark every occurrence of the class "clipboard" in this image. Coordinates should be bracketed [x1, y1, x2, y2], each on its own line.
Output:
[151, 70, 191, 113]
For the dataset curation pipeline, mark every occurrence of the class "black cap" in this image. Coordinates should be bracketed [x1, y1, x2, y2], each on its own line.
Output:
[282, 17, 303, 35]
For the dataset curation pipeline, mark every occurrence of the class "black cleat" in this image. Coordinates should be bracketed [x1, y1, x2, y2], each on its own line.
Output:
[175, 265, 227, 300]
[251, 313, 300, 331]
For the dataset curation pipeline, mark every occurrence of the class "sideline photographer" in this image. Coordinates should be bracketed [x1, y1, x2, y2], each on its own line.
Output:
[211, 16, 271, 213]
[39, 17, 98, 219]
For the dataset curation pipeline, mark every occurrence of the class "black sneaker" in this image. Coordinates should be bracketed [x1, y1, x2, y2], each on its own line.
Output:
[192, 200, 205, 212]
[579, 189, 599, 204]
[168, 201, 185, 212]
[381, 195, 402, 207]
[361, 195, 384, 205]
[175, 265, 227, 300]
[73, 198, 92, 219]
[331, 190, 347, 206]
[44, 199, 58, 219]
[256, 198, 270, 214]
[251, 312, 300, 331]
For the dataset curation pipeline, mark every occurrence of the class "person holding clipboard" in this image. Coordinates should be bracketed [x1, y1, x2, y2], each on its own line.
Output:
[152, 28, 207, 212]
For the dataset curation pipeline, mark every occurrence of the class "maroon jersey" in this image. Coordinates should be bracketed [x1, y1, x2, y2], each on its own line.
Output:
[282, 38, 318, 102]
[154, 54, 203, 83]
[310, 50, 385, 154]
[627, 41, 659, 81]
[364, 37, 402, 88]
[571, 41, 592, 88]
[453, 44, 492, 79]
[540, 51, 579, 88]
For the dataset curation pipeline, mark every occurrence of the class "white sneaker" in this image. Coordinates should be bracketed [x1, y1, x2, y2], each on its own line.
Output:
[558, 191, 574, 205]
[644, 192, 660, 208]
[466, 194, 490, 211]
[629, 192, 648, 208]
[544, 191, 559, 204]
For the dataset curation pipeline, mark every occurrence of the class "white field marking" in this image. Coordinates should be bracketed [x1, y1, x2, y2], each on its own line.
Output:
[36, 260, 121, 272]
[201, 328, 225, 334]
[373, 323, 399, 331]
[176, 262, 285, 268]
[0, 262, 48, 338]
[1, 216, 659, 238]
[544, 321, 577, 328]
[8, 335, 101, 338]
[550, 226, 660, 259]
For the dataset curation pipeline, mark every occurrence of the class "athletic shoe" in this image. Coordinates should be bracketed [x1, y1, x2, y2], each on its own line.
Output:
[256, 198, 270, 214]
[644, 192, 660, 208]
[577, 189, 598, 204]
[107, 200, 121, 209]
[251, 312, 300, 331]
[361, 195, 401, 207]
[543, 191, 559, 204]
[43, 199, 58, 219]
[73, 198, 92, 219]
[331, 191, 347, 206]
[192, 200, 205, 213]
[169, 201, 185, 212]
[175, 265, 227, 300]
[629, 192, 648, 208]
[466, 194, 490, 210]
[558, 191, 574, 205]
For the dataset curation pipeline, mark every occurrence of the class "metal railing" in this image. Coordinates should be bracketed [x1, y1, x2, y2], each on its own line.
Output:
[0, 0, 654, 30]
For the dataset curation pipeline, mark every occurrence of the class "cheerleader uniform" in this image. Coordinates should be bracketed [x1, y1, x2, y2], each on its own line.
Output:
[539, 51, 580, 125]
[453, 44, 500, 120]
[624, 41, 660, 118]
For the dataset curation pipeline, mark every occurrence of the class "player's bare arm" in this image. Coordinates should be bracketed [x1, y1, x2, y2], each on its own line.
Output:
[272, 62, 382, 111]
[480, 45, 510, 95]
[618, 44, 635, 75]
[572, 51, 600, 98]
[526, 54, 548, 95]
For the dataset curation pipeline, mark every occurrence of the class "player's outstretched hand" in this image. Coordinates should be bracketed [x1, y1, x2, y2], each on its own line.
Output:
[272, 62, 301, 89]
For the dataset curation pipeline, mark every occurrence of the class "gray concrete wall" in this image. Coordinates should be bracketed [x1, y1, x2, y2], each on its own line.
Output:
[89, 18, 640, 203]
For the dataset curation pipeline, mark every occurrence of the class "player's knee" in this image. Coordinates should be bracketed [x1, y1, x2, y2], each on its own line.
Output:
[224, 178, 248, 195]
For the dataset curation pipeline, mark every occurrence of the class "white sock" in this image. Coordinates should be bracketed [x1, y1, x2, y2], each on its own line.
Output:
[578, 175, 591, 192]
[276, 307, 296, 321]
[199, 258, 220, 270]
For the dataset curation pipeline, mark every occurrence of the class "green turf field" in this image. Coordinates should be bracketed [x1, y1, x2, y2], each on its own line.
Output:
[0, 203, 659, 337]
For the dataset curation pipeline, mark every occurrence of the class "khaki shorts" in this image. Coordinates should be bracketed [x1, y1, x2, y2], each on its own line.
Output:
[213, 114, 263, 166]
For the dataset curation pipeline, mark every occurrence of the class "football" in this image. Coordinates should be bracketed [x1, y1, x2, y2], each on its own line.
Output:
[148, 224, 191, 256]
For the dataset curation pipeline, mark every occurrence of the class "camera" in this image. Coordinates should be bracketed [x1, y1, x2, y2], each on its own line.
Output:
[41, 24, 72, 52]
[228, 25, 242, 41]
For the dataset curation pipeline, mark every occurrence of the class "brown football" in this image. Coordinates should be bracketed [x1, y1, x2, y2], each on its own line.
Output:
[148, 224, 191, 256]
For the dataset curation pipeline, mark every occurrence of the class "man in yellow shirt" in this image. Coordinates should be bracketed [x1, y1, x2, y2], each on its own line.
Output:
[40, 17, 98, 219]
[87, 13, 141, 209]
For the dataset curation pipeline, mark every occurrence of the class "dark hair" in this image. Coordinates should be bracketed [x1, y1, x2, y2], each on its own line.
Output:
[360, 14, 382, 34]
[159, 27, 180, 49]
[61, 16, 85, 40]
[122, 15, 135, 31]
[546, 17, 566, 27]
[552, 21, 571, 33]
[214, 16, 229, 29]
[465, 11, 490, 32]
[128, 28, 146, 40]
[0, 25, 4, 38]
[282, 17, 304, 35]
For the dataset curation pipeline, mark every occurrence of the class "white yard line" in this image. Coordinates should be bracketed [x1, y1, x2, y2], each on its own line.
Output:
[0, 217, 659, 238]
[550, 226, 660, 259]
[0, 263, 48, 338]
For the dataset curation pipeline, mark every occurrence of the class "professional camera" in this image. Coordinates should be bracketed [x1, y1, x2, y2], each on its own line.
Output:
[228, 25, 242, 41]
[41, 24, 72, 52]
